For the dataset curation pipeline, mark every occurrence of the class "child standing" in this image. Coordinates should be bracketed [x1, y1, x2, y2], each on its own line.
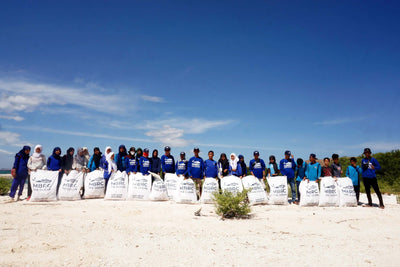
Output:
[321, 157, 334, 177]
[296, 158, 306, 202]
[229, 153, 242, 177]
[361, 148, 384, 209]
[115, 145, 128, 172]
[249, 151, 266, 181]
[161, 146, 175, 177]
[345, 157, 362, 204]
[279, 150, 297, 204]
[268, 155, 280, 176]
[88, 147, 102, 171]
[125, 147, 137, 175]
[218, 153, 229, 177]
[305, 154, 321, 182]
[238, 155, 247, 177]
[204, 151, 218, 179]
[331, 154, 342, 178]
[176, 152, 188, 178]
[188, 147, 205, 195]
[150, 149, 161, 175]
[139, 148, 151, 176]
[103, 152, 117, 191]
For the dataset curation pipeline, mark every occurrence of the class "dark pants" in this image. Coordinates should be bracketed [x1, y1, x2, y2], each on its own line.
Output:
[27, 174, 32, 197]
[9, 175, 27, 198]
[296, 180, 301, 201]
[104, 178, 109, 193]
[353, 185, 360, 203]
[56, 172, 63, 195]
[363, 177, 384, 207]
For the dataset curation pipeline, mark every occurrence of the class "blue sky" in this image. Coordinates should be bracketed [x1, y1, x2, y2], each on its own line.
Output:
[0, 1, 399, 168]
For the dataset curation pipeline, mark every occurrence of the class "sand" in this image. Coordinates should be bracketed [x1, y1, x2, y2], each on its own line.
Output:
[0, 193, 399, 267]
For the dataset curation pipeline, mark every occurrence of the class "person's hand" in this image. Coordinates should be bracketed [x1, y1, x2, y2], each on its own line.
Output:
[33, 169, 37, 172]
[133, 172, 137, 174]
[340, 170, 343, 174]
[371, 165, 375, 170]
[291, 154, 294, 159]
[263, 176, 266, 180]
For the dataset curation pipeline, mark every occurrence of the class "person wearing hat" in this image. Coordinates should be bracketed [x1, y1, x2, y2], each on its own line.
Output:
[361, 148, 384, 209]
[176, 152, 188, 177]
[238, 155, 247, 177]
[139, 148, 151, 176]
[280, 150, 297, 204]
[188, 147, 205, 196]
[249, 151, 266, 186]
[161, 146, 175, 177]
[305, 153, 321, 182]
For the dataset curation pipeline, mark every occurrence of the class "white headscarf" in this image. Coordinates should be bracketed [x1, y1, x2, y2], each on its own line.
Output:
[106, 151, 117, 173]
[32, 145, 43, 158]
[229, 153, 239, 170]
[104, 146, 112, 157]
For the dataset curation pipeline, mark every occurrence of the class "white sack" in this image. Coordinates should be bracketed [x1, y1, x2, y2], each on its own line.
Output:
[175, 179, 197, 204]
[337, 177, 357, 207]
[164, 173, 180, 200]
[221, 175, 243, 194]
[267, 176, 288, 205]
[200, 178, 219, 204]
[84, 170, 105, 199]
[127, 173, 152, 200]
[242, 175, 268, 205]
[318, 177, 339, 207]
[299, 180, 319, 206]
[105, 171, 128, 200]
[30, 170, 59, 202]
[149, 179, 169, 201]
[58, 170, 84, 201]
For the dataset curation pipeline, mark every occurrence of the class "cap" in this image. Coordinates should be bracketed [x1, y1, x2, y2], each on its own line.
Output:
[285, 150, 291, 156]
[310, 153, 316, 159]
[364, 148, 371, 154]
[164, 146, 171, 151]
[143, 148, 149, 153]
[193, 147, 200, 151]
[180, 152, 186, 156]
[253, 151, 259, 156]
[238, 155, 244, 159]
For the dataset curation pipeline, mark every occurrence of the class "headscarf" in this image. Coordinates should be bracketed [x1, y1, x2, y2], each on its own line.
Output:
[136, 148, 143, 159]
[118, 145, 127, 157]
[92, 147, 102, 168]
[63, 147, 75, 170]
[229, 153, 239, 170]
[218, 153, 229, 170]
[104, 146, 112, 157]
[107, 151, 117, 173]
[52, 147, 62, 160]
[74, 147, 86, 167]
[269, 155, 279, 174]
[17, 145, 31, 160]
[32, 144, 43, 159]
[82, 147, 90, 161]
[128, 147, 136, 158]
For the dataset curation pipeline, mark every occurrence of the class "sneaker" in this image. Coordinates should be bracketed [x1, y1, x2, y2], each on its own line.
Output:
[293, 201, 299, 205]
[362, 204, 372, 207]
[379, 205, 385, 209]
[26, 196, 31, 201]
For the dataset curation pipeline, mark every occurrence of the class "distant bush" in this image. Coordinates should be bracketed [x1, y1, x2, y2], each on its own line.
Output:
[212, 189, 251, 219]
[0, 178, 11, 195]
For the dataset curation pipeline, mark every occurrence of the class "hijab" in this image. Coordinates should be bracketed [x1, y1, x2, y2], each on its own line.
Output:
[63, 147, 75, 170]
[92, 147, 102, 168]
[106, 151, 117, 173]
[74, 147, 86, 167]
[52, 147, 62, 160]
[104, 146, 112, 157]
[17, 145, 31, 160]
[32, 144, 43, 159]
[218, 153, 229, 169]
[229, 153, 239, 170]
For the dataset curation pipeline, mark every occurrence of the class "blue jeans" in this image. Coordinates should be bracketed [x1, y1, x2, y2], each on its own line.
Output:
[287, 177, 296, 202]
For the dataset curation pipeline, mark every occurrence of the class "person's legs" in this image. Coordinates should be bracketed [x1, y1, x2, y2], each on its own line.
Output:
[259, 178, 266, 190]
[17, 177, 26, 198]
[27, 174, 32, 198]
[288, 177, 296, 202]
[104, 178, 109, 193]
[296, 180, 301, 201]
[354, 185, 360, 203]
[370, 178, 384, 207]
[363, 177, 372, 206]
[9, 177, 20, 198]
[57, 172, 63, 195]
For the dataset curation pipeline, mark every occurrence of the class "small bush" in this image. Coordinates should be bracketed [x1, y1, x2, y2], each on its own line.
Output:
[0, 177, 12, 195]
[212, 189, 251, 219]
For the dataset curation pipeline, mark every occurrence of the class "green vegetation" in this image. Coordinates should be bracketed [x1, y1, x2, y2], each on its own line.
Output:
[212, 189, 251, 219]
[0, 177, 12, 195]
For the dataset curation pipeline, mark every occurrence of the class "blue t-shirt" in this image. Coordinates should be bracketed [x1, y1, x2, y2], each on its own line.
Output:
[346, 165, 362, 185]
[139, 156, 151, 175]
[249, 159, 266, 179]
[161, 154, 175, 173]
[188, 156, 204, 179]
[125, 157, 137, 173]
[361, 157, 381, 178]
[204, 159, 218, 178]
[280, 158, 296, 178]
[305, 162, 321, 181]
[296, 162, 307, 182]
[176, 160, 188, 176]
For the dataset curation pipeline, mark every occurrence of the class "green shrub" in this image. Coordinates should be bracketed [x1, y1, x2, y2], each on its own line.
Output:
[0, 177, 12, 195]
[212, 189, 251, 219]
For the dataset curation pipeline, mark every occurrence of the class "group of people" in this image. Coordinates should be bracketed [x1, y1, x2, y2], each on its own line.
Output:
[9, 145, 384, 208]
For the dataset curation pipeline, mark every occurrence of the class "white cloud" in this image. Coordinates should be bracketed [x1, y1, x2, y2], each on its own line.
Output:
[352, 142, 400, 152]
[0, 114, 24, 121]
[140, 95, 164, 103]
[0, 130, 31, 147]
[314, 117, 367, 126]
[0, 148, 14, 155]
[145, 125, 192, 147]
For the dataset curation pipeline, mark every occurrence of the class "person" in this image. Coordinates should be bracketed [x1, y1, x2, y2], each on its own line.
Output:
[321, 157, 334, 177]
[125, 147, 137, 175]
[188, 147, 205, 196]
[238, 155, 247, 177]
[305, 154, 321, 182]
[9, 146, 31, 201]
[100, 146, 112, 170]
[161, 146, 175, 177]
[176, 152, 188, 178]
[295, 158, 306, 202]
[139, 148, 151, 176]
[27, 145, 46, 201]
[280, 150, 297, 204]
[361, 148, 384, 209]
[204, 151, 218, 179]
[103, 151, 117, 191]
[135, 148, 143, 172]
[345, 157, 362, 204]
[268, 155, 280, 176]
[218, 153, 229, 177]
[88, 147, 102, 171]
[115, 145, 128, 172]
[331, 154, 342, 178]
[47, 147, 63, 193]
[62, 147, 75, 174]
[150, 149, 161, 175]
[249, 151, 266, 183]
[82, 147, 90, 162]
[73, 147, 88, 171]
[229, 153, 242, 177]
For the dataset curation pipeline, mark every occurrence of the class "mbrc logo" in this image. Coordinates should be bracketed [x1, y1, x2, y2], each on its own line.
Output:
[165, 158, 173, 165]
[284, 162, 292, 169]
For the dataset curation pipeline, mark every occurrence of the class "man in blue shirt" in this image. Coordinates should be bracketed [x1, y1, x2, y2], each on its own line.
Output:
[188, 147, 205, 196]
[305, 153, 321, 182]
[139, 148, 151, 176]
[345, 157, 362, 204]
[280, 150, 297, 204]
[296, 158, 306, 202]
[161, 146, 175, 178]
[204, 151, 218, 178]
[249, 151, 266, 188]
[176, 152, 188, 177]
[361, 148, 384, 209]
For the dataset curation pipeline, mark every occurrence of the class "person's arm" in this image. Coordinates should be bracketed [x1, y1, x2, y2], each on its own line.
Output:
[356, 165, 362, 174]
[304, 164, 309, 180]
[237, 164, 242, 178]
[279, 160, 285, 176]
[292, 158, 296, 171]
[317, 164, 321, 181]
[172, 157, 176, 173]
[27, 156, 33, 170]
[161, 156, 166, 173]
[262, 160, 266, 178]
[373, 158, 381, 171]
[346, 167, 350, 177]
[188, 160, 192, 177]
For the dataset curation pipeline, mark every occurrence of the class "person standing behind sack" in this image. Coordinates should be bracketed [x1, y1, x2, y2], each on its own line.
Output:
[100, 146, 112, 170]
[321, 158, 334, 177]
[135, 148, 143, 173]
[62, 147, 75, 174]
[150, 149, 161, 175]
[115, 145, 128, 172]
[305, 154, 321, 182]
[161, 146, 175, 177]
[47, 147, 63, 193]
[176, 152, 188, 178]
[82, 147, 90, 162]
[268, 155, 280, 176]
[249, 151, 266, 182]
[280, 150, 297, 204]
[103, 152, 117, 191]
[238, 155, 247, 177]
[27, 145, 46, 201]
[88, 147, 102, 171]
[295, 158, 306, 203]
[229, 153, 242, 177]
[9, 146, 31, 201]
[331, 154, 342, 178]
[73, 147, 88, 171]
[139, 148, 151, 176]
[218, 153, 229, 178]
[125, 147, 137, 175]
[188, 147, 205, 195]
[345, 157, 362, 204]
[204, 151, 218, 179]
[361, 148, 384, 209]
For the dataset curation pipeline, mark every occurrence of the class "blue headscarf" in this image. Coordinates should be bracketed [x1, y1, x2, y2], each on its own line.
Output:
[17, 146, 31, 159]
[52, 147, 62, 160]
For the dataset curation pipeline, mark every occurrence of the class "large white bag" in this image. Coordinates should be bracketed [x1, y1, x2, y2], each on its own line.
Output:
[299, 180, 320, 206]
[164, 173, 180, 200]
[58, 170, 84, 201]
[149, 179, 169, 201]
[175, 179, 197, 204]
[200, 178, 219, 204]
[30, 170, 59, 202]
[221, 175, 243, 194]
[267, 176, 288, 205]
[337, 177, 357, 207]
[242, 175, 268, 205]
[127, 173, 152, 200]
[84, 170, 105, 199]
[319, 177, 339, 207]
[105, 171, 128, 200]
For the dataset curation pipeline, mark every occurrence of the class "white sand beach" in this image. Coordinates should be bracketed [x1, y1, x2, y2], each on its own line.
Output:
[0, 193, 399, 267]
